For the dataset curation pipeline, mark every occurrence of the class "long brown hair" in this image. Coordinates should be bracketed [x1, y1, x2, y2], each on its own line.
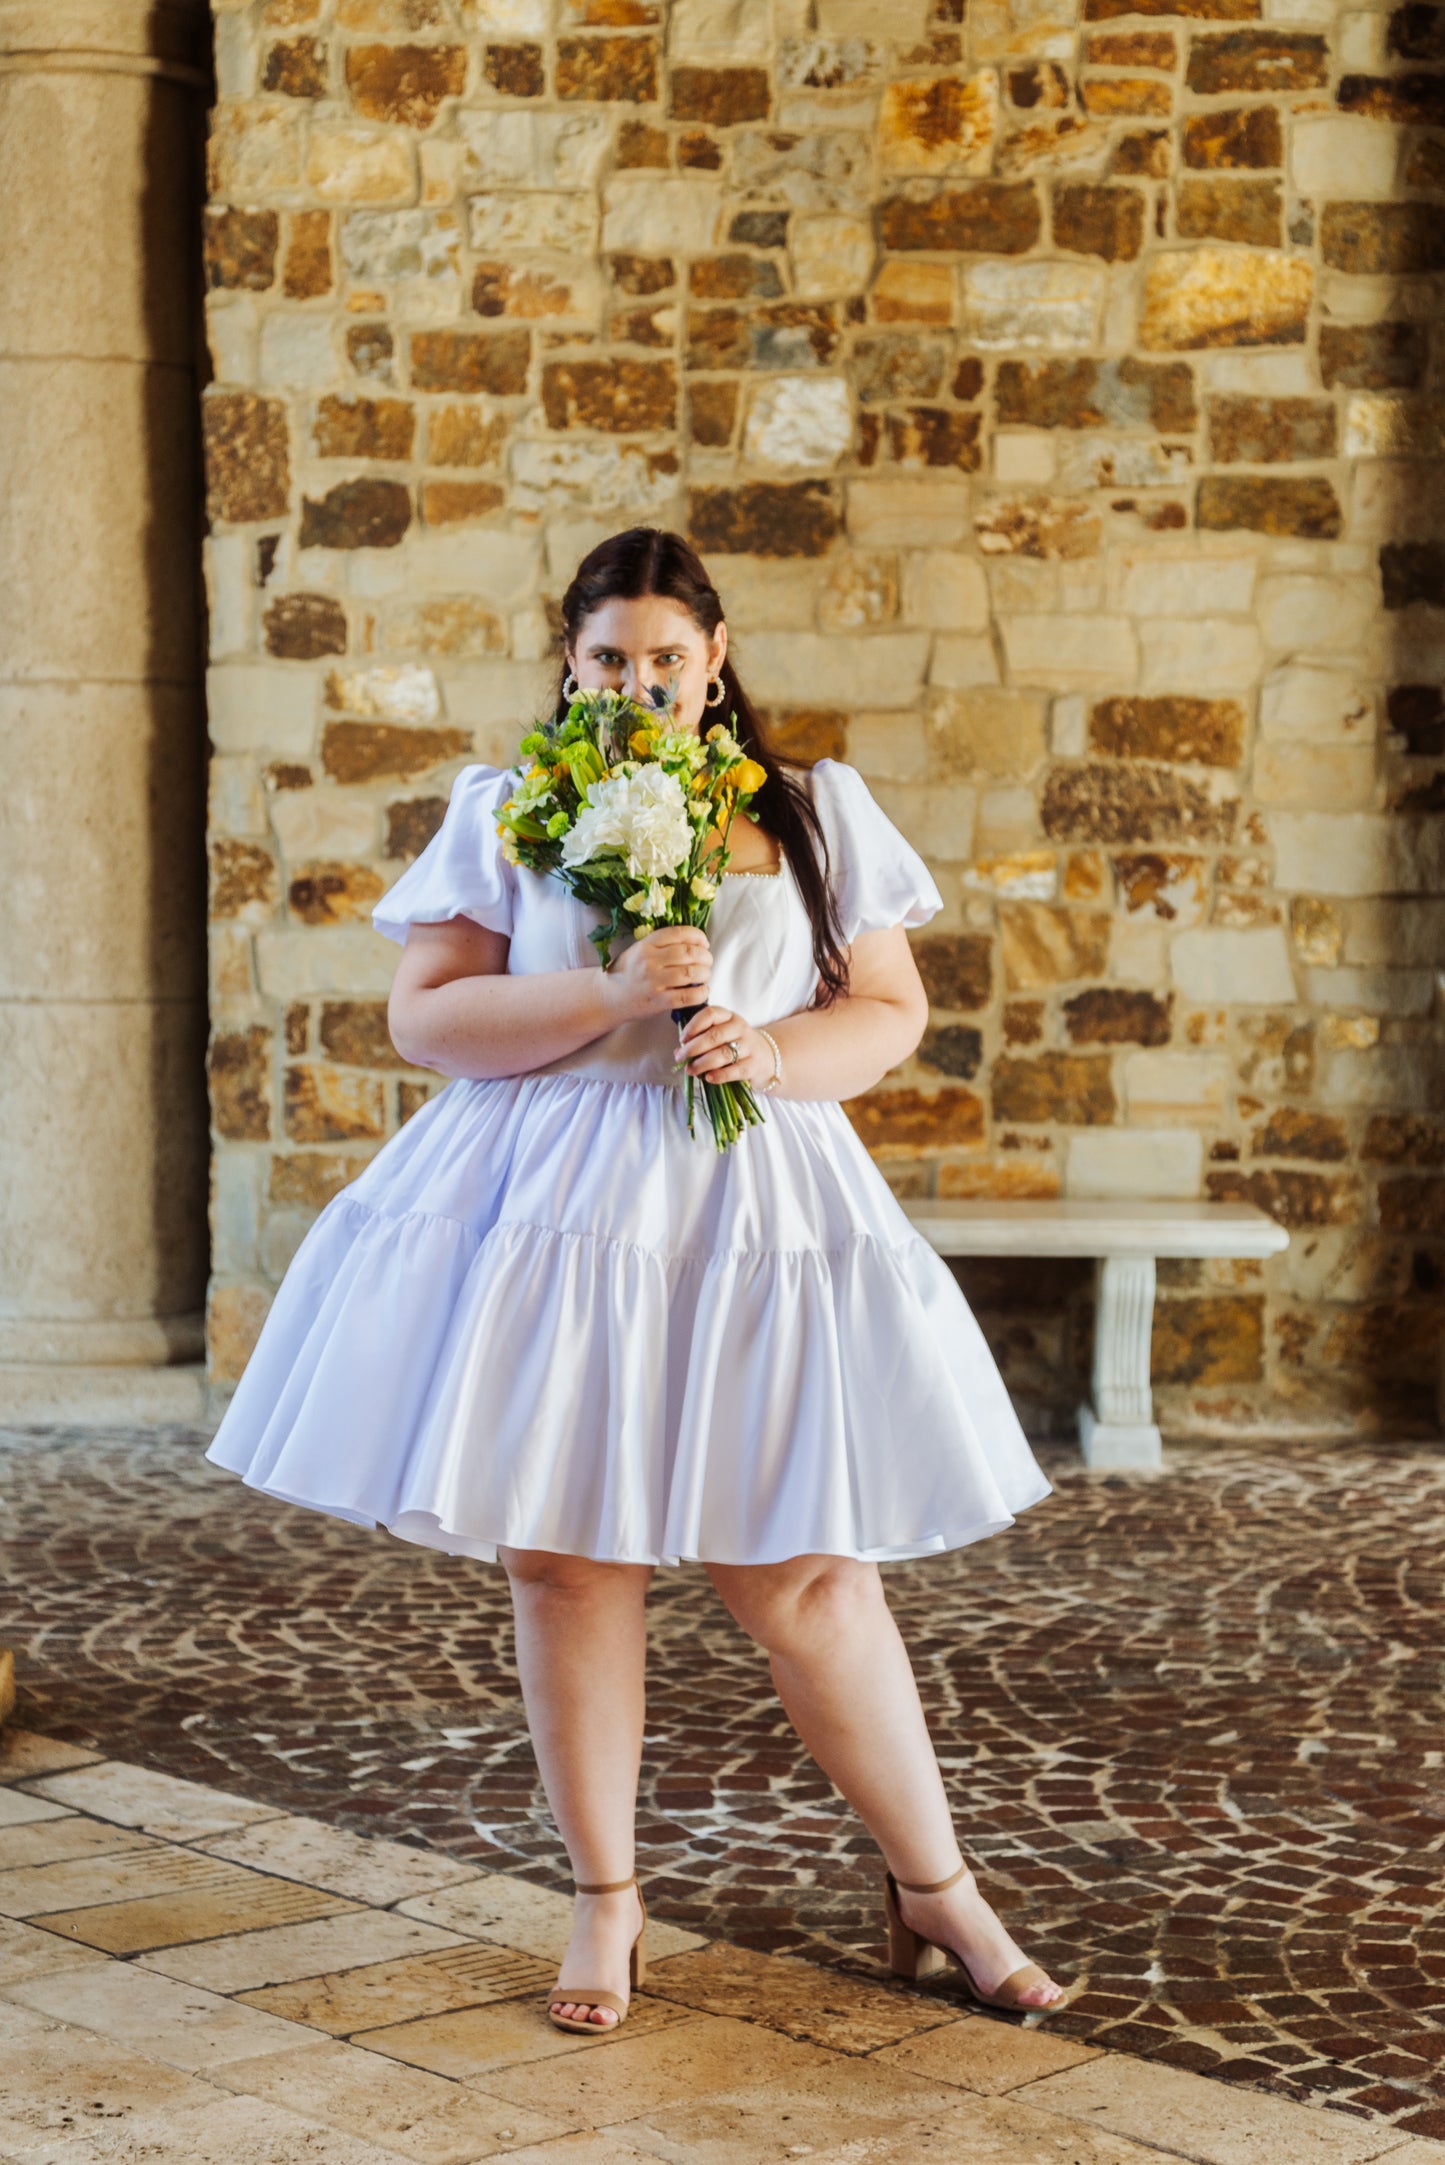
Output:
[557, 527, 851, 1008]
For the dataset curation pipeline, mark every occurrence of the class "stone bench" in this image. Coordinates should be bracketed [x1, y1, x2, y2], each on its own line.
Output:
[901, 1198, 1289, 1473]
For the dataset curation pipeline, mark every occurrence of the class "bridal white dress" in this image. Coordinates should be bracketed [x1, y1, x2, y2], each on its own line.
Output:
[205, 756, 1051, 1566]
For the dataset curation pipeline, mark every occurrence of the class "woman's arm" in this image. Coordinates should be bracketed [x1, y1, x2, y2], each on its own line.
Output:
[388, 917, 714, 1081]
[678, 923, 930, 1103]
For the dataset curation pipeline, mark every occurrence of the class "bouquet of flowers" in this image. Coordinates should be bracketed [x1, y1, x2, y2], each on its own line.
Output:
[494, 684, 770, 1152]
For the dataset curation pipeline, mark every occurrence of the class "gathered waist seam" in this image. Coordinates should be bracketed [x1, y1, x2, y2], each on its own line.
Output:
[331, 1191, 926, 1271]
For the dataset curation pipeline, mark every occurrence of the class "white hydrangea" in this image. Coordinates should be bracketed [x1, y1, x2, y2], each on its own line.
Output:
[561, 765, 693, 880]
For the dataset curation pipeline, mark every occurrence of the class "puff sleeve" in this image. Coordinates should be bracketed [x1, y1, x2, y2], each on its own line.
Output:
[371, 765, 521, 945]
[808, 758, 944, 943]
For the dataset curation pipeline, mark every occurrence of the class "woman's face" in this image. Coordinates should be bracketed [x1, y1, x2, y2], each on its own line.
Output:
[566, 595, 727, 733]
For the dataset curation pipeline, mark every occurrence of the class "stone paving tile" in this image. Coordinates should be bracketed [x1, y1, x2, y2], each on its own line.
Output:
[3, 1957, 325, 2072]
[0, 1788, 71, 1828]
[643, 1940, 955, 2056]
[873, 2010, 1103, 2091]
[196, 1812, 485, 1906]
[615, 2089, 1185, 2165]
[1019, 2054, 1417, 2162]
[33, 1870, 358, 1957]
[25, 1761, 283, 1842]
[0, 1996, 217, 2151]
[0, 1815, 155, 1872]
[240, 1942, 560, 2035]
[358, 1995, 702, 2084]
[0, 1728, 100, 1782]
[25, 2087, 414, 2165]
[0, 1914, 112, 1986]
[211, 2038, 581, 2163]
[4, 1429, 1445, 2134]
[134, 1907, 471, 1994]
[397, 1876, 706, 1967]
[486, 2014, 964, 2135]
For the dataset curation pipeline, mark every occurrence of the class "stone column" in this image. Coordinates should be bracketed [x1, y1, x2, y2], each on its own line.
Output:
[0, 0, 211, 1417]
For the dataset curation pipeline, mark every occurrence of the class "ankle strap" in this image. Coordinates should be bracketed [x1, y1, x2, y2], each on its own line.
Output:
[574, 1874, 637, 1894]
[893, 1859, 970, 1894]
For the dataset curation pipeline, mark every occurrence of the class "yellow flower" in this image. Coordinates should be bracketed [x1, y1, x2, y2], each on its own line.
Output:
[734, 758, 767, 795]
[629, 728, 655, 755]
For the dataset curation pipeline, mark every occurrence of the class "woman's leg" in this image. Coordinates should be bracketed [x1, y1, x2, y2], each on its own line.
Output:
[705, 1554, 1063, 2007]
[499, 1546, 652, 2026]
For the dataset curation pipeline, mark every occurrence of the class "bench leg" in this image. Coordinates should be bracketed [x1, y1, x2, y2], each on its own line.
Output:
[1077, 1254, 1163, 1472]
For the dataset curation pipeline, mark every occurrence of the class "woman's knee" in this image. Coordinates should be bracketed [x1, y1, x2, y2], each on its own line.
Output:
[708, 1555, 883, 1653]
[500, 1546, 651, 1600]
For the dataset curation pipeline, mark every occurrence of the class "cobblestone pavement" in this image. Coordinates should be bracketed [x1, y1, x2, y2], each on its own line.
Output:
[2, 1429, 1444, 2144]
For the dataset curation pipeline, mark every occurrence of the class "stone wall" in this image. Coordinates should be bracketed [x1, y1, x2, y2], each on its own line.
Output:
[202, 0, 1445, 1436]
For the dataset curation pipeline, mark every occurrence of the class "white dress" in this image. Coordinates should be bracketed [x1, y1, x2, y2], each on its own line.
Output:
[205, 757, 1051, 1567]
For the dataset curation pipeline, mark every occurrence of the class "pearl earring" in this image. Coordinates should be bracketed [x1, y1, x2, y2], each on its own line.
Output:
[705, 676, 727, 707]
[562, 673, 580, 700]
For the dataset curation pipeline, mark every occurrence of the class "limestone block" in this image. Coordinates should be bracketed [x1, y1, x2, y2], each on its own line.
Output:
[730, 128, 872, 212]
[1139, 248, 1312, 350]
[256, 926, 399, 998]
[1272, 812, 1445, 895]
[339, 209, 462, 286]
[879, 74, 998, 176]
[325, 666, 441, 723]
[258, 314, 336, 389]
[208, 104, 306, 198]
[1304, 966, 1436, 1016]
[738, 632, 930, 709]
[206, 535, 253, 661]
[1125, 1051, 1233, 1124]
[1067, 1129, 1205, 1198]
[1342, 899, 1445, 967]
[457, 110, 612, 190]
[1053, 437, 1192, 490]
[603, 177, 722, 254]
[1319, 1042, 1445, 1109]
[791, 216, 874, 298]
[1290, 117, 1398, 197]
[963, 848, 1056, 899]
[669, 0, 776, 58]
[930, 689, 1046, 774]
[432, 660, 554, 731]
[513, 439, 682, 518]
[970, 0, 1075, 63]
[1111, 915, 1171, 984]
[1343, 393, 1445, 459]
[210, 757, 266, 841]
[1138, 619, 1263, 695]
[817, 554, 898, 630]
[848, 715, 929, 781]
[963, 261, 1105, 350]
[1105, 549, 1257, 618]
[308, 125, 417, 205]
[463, 0, 548, 28]
[206, 297, 258, 388]
[847, 481, 972, 547]
[0, 998, 207, 1321]
[902, 553, 991, 632]
[1203, 350, 1317, 395]
[211, 1152, 261, 1278]
[742, 376, 853, 469]
[403, 529, 541, 608]
[999, 614, 1138, 689]
[869, 780, 977, 861]
[1260, 663, 1373, 741]
[1257, 576, 1374, 652]
[700, 557, 823, 630]
[269, 790, 378, 862]
[1172, 926, 1295, 1003]
[468, 192, 598, 253]
[930, 638, 1003, 689]
[207, 666, 319, 756]
[1253, 742, 1377, 809]
[976, 786, 1042, 851]
[994, 433, 1056, 484]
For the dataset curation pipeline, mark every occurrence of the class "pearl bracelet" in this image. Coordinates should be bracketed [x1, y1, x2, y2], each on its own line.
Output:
[756, 1026, 783, 1095]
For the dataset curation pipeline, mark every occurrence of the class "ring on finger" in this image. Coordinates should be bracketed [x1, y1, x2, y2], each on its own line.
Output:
[726, 1038, 742, 1064]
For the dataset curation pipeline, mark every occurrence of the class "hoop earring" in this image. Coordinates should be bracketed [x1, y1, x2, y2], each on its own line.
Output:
[705, 676, 727, 707]
[562, 673, 579, 701]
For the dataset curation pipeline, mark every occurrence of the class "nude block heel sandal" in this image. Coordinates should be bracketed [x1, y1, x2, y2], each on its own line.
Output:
[883, 1860, 1065, 2016]
[546, 1874, 648, 2036]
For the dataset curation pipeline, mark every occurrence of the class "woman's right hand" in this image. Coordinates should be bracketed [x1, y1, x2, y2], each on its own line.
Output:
[600, 924, 712, 1023]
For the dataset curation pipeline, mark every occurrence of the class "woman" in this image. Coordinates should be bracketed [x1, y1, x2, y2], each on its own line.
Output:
[206, 527, 1064, 2033]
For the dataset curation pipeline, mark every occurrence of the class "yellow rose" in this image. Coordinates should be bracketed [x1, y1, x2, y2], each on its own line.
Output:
[629, 728, 655, 755]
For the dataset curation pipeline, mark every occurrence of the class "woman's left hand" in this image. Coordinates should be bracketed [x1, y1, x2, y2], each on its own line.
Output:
[675, 1006, 769, 1085]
